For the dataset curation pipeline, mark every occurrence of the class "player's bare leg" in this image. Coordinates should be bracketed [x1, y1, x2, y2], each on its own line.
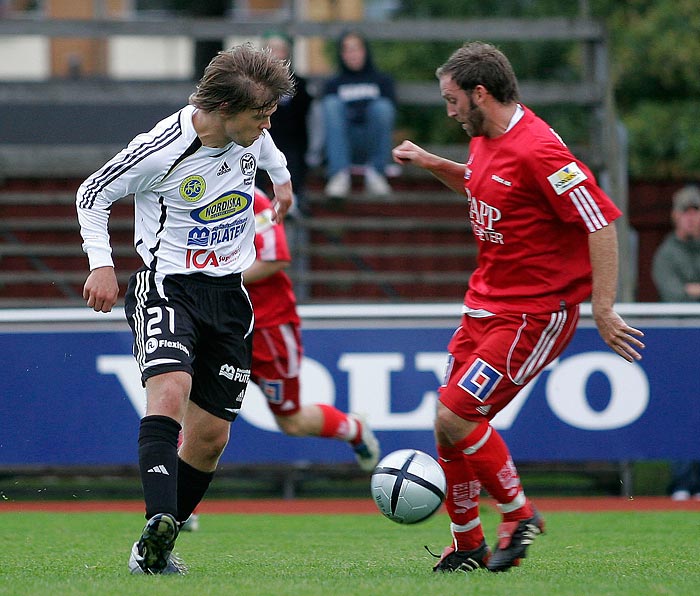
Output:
[274, 404, 380, 471]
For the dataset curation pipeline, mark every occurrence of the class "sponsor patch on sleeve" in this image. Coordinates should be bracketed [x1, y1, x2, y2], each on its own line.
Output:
[254, 208, 275, 233]
[546, 161, 588, 195]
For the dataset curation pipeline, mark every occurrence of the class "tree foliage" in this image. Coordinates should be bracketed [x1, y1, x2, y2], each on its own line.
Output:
[598, 0, 700, 179]
[377, 0, 700, 180]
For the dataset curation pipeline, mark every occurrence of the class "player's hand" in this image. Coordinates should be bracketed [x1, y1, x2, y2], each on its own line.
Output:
[594, 309, 645, 362]
[271, 181, 293, 222]
[392, 140, 433, 168]
[83, 266, 119, 313]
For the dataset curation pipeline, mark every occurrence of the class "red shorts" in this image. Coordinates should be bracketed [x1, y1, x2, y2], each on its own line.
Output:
[250, 322, 303, 416]
[439, 306, 579, 421]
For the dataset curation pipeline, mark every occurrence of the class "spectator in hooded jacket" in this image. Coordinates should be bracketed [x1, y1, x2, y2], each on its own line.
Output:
[321, 30, 396, 201]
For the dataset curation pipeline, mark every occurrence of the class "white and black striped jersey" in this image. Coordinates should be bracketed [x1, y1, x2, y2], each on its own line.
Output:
[76, 104, 291, 278]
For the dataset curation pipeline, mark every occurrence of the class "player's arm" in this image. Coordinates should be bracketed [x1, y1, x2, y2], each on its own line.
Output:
[392, 140, 467, 195]
[588, 224, 645, 362]
[270, 179, 293, 222]
[244, 258, 289, 284]
[76, 174, 122, 313]
[76, 138, 164, 313]
[259, 132, 293, 221]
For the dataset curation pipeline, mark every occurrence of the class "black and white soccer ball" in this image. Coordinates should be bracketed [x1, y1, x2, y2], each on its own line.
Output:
[370, 449, 446, 524]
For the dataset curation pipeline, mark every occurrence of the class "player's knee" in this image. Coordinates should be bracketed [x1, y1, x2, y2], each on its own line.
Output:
[187, 425, 229, 464]
[433, 402, 452, 435]
[434, 401, 481, 445]
[275, 413, 306, 437]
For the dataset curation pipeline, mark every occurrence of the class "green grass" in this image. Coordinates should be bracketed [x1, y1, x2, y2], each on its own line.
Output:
[0, 508, 698, 596]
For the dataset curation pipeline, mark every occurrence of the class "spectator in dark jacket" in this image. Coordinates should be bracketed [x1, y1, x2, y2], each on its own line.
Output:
[321, 30, 396, 200]
[255, 32, 313, 214]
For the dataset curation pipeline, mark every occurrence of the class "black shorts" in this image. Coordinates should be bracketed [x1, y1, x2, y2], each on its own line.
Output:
[124, 268, 254, 422]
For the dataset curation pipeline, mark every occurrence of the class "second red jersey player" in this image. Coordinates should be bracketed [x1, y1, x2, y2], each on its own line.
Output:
[246, 189, 380, 469]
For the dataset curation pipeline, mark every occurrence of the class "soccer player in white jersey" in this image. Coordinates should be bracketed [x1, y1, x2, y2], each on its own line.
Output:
[76, 44, 295, 575]
[392, 42, 646, 573]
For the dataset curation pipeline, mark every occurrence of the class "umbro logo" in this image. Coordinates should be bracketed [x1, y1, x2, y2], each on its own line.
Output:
[216, 161, 231, 176]
[147, 465, 170, 475]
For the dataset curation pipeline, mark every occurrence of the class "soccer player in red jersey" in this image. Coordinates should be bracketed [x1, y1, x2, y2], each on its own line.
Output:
[392, 41, 645, 573]
[245, 188, 380, 468]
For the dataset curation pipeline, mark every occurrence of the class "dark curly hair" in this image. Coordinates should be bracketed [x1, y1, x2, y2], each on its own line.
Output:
[436, 41, 519, 104]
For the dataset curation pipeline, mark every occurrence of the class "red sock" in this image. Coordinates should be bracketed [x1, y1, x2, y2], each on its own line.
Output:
[436, 443, 485, 551]
[454, 422, 533, 521]
[317, 404, 356, 441]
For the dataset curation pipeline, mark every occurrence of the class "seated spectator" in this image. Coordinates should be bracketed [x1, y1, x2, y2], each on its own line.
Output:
[652, 184, 700, 302]
[256, 32, 313, 215]
[321, 30, 396, 201]
[651, 184, 700, 500]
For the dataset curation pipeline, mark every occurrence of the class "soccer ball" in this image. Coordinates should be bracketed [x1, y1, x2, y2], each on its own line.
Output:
[370, 449, 446, 524]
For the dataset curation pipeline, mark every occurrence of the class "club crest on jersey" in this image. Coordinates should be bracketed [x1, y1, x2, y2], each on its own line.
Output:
[179, 175, 206, 202]
[258, 378, 284, 404]
[190, 191, 252, 223]
[240, 153, 256, 177]
[458, 358, 503, 402]
[546, 161, 588, 196]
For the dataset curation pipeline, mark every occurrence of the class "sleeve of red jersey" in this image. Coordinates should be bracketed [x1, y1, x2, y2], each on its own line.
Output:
[253, 190, 292, 263]
[527, 135, 622, 233]
[256, 220, 292, 263]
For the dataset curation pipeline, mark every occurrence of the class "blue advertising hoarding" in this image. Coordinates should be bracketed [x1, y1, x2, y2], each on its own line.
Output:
[1, 305, 699, 466]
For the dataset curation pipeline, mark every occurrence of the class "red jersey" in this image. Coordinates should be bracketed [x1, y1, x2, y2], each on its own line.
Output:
[463, 105, 622, 314]
[247, 190, 300, 327]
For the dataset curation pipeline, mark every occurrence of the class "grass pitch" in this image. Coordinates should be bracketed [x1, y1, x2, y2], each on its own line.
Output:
[0, 507, 698, 596]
